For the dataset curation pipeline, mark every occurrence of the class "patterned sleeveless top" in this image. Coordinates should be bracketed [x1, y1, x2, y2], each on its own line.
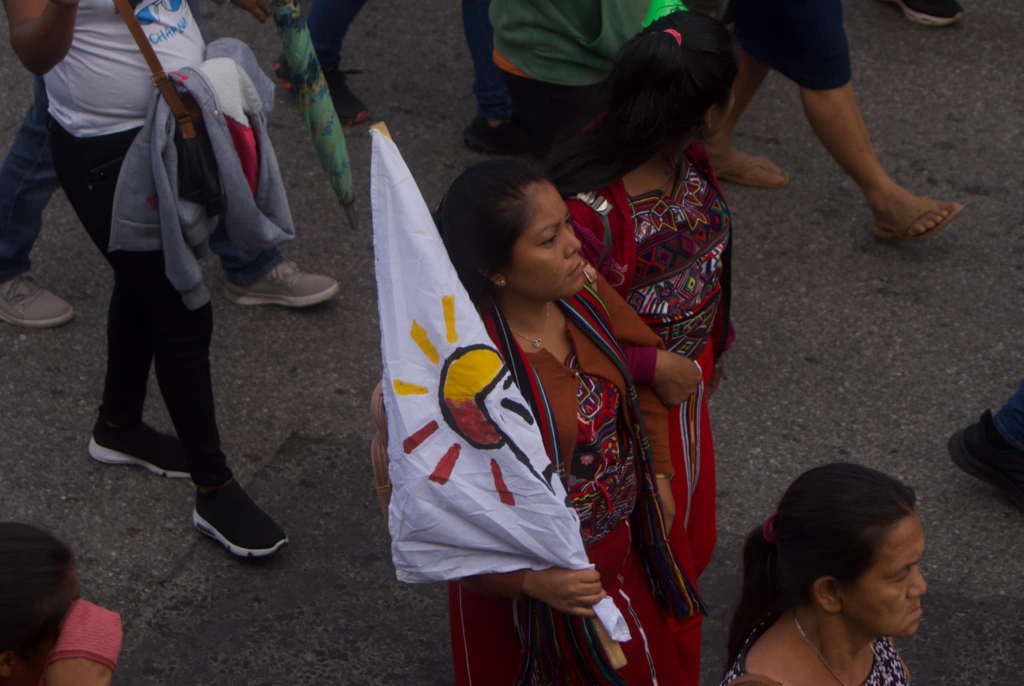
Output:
[564, 351, 638, 546]
[627, 156, 730, 360]
[721, 620, 909, 686]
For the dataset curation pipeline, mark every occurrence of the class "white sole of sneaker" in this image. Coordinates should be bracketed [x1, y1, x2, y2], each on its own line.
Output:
[879, 0, 964, 26]
[192, 509, 289, 558]
[225, 281, 340, 308]
[88, 437, 191, 478]
[0, 307, 74, 329]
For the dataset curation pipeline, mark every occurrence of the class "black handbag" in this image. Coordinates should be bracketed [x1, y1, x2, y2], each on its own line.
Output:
[114, 0, 225, 216]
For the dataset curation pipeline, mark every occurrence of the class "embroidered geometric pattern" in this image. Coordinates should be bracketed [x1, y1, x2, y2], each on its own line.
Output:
[627, 158, 730, 357]
[645, 290, 720, 359]
[565, 352, 639, 546]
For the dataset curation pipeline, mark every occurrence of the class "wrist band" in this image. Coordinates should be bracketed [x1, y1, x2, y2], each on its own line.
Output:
[655, 472, 674, 481]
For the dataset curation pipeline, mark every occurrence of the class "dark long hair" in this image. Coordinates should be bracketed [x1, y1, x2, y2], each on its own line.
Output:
[433, 157, 549, 304]
[725, 464, 918, 671]
[0, 523, 76, 657]
[546, 10, 737, 196]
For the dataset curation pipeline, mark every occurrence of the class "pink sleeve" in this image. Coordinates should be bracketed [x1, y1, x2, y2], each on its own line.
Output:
[46, 600, 123, 673]
[624, 346, 658, 386]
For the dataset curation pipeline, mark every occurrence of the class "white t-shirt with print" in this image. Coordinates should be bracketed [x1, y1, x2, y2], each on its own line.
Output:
[45, 0, 206, 137]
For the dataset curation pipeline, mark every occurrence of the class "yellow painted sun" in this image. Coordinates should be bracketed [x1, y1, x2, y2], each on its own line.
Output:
[393, 296, 515, 505]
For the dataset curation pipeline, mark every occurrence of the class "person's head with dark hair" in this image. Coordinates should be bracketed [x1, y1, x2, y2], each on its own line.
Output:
[435, 157, 586, 308]
[0, 523, 78, 685]
[723, 463, 926, 683]
[546, 10, 738, 196]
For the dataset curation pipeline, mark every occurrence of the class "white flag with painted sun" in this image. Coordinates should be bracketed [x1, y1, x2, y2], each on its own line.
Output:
[370, 129, 629, 640]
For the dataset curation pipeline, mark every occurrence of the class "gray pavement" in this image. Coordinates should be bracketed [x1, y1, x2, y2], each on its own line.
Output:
[1, 1, 1022, 684]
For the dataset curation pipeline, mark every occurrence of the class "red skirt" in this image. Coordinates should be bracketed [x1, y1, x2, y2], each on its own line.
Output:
[665, 343, 718, 683]
[449, 521, 684, 685]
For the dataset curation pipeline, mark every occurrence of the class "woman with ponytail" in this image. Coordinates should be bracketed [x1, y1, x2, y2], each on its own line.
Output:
[720, 463, 926, 686]
[546, 9, 738, 679]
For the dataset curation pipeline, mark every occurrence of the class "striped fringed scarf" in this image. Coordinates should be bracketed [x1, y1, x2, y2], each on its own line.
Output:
[482, 284, 707, 686]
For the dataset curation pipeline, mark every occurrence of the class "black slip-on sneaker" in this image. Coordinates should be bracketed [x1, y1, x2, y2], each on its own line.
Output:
[193, 481, 288, 558]
[274, 55, 369, 125]
[89, 419, 190, 478]
[463, 116, 531, 155]
[949, 410, 1024, 511]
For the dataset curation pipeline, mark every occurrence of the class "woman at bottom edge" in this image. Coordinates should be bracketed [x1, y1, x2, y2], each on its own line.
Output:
[721, 463, 926, 686]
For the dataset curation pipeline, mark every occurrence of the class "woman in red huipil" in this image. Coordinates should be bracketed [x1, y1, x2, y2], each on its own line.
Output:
[547, 11, 738, 683]
[373, 157, 706, 684]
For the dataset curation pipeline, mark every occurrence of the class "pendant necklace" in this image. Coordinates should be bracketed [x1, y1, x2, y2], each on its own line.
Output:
[794, 615, 849, 686]
[508, 303, 550, 350]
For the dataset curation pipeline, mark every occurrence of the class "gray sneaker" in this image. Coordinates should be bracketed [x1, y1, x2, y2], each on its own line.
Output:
[0, 274, 74, 328]
[224, 260, 339, 308]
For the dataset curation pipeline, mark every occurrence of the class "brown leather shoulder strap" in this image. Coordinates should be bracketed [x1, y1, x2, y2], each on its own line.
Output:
[111, 0, 196, 139]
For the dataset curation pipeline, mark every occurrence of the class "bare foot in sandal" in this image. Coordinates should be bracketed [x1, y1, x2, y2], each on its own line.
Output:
[710, 146, 789, 189]
[871, 186, 963, 242]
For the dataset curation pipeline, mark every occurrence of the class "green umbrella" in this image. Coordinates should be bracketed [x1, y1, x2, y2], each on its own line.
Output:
[643, 0, 688, 27]
[269, 0, 357, 230]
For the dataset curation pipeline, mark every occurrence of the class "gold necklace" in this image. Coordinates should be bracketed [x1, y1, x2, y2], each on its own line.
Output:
[794, 615, 849, 686]
[508, 303, 550, 349]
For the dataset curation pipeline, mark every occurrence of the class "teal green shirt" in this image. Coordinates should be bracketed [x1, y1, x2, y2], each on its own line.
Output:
[490, 0, 647, 87]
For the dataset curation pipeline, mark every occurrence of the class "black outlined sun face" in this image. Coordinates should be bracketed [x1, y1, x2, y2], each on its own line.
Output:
[393, 297, 553, 505]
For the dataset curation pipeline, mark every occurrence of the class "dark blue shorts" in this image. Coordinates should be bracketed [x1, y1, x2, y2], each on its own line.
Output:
[732, 0, 852, 91]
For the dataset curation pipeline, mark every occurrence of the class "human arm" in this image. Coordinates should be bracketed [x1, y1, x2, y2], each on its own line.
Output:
[652, 349, 702, 406]
[655, 475, 675, 532]
[591, 275, 674, 472]
[2, 0, 78, 75]
[228, 0, 269, 22]
[461, 568, 606, 618]
[46, 659, 114, 686]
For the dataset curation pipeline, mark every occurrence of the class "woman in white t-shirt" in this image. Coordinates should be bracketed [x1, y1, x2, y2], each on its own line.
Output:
[4, 0, 289, 558]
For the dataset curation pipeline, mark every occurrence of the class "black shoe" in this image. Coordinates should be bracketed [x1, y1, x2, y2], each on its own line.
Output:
[193, 481, 288, 558]
[89, 419, 190, 478]
[462, 116, 531, 155]
[881, 0, 964, 26]
[273, 55, 369, 125]
[948, 410, 1024, 511]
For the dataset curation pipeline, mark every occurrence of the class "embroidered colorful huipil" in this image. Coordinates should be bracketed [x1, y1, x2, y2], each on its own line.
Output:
[627, 158, 730, 360]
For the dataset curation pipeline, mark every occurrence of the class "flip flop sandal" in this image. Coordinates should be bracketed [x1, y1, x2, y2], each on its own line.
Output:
[715, 156, 790, 189]
[873, 199, 963, 243]
[877, 0, 965, 27]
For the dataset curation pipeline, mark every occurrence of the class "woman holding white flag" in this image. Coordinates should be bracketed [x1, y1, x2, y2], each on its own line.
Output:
[390, 157, 705, 685]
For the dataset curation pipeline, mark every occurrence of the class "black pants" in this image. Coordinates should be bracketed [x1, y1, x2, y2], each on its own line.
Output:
[50, 122, 231, 488]
[503, 72, 603, 157]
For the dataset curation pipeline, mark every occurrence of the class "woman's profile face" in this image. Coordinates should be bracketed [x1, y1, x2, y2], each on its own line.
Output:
[498, 181, 586, 303]
[841, 511, 928, 639]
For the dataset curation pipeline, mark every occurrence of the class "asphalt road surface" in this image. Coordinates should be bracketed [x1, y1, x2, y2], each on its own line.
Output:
[1, 1, 1022, 684]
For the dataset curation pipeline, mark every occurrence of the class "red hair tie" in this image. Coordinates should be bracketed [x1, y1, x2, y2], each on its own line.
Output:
[762, 513, 777, 544]
[663, 29, 682, 46]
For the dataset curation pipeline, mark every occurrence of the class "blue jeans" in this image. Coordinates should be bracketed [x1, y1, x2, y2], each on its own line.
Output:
[0, 75, 281, 287]
[306, 0, 512, 120]
[462, 0, 513, 121]
[993, 379, 1024, 450]
[308, 0, 370, 67]
[210, 221, 282, 286]
[0, 76, 59, 283]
